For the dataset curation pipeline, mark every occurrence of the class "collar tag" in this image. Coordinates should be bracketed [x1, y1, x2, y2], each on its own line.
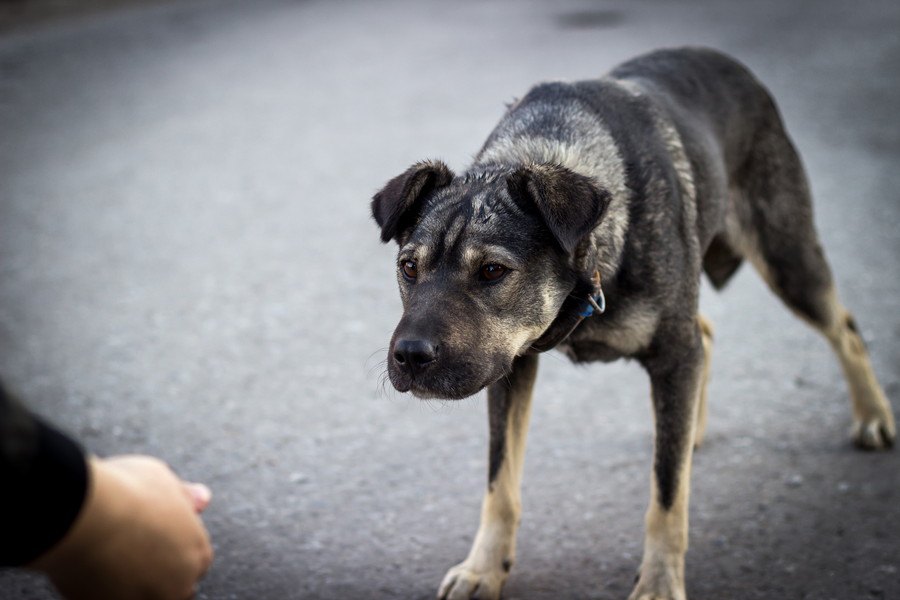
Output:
[580, 271, 606, 317]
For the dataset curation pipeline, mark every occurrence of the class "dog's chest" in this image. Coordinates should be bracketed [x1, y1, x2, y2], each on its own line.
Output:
[557, 299, 660, 362]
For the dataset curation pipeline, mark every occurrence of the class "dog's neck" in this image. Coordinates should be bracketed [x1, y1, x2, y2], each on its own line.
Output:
[526, 270, 605, 354]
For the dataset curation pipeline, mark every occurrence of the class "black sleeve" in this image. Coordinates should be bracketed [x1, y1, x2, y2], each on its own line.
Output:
[0, 379, 90, 566]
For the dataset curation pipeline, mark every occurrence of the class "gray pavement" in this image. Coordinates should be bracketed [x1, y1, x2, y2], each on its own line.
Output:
[1, 1, 899, 598]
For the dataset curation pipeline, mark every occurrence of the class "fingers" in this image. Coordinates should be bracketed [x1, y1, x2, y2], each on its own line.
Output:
[183, 482, 212, 513]
[51, 455, 215, 600]
[106, 455, 211, 513]
[199, 533, 214, 576]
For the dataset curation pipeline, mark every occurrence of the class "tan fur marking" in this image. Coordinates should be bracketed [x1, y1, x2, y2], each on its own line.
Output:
[818, 289, 896, 448]
[438, 366, 535, 600]
[630, 323, 704, 600]
[610, 77, 644, 98]
[732, 204, 895, 449]
[461, 245, 519, 270]
[694, 315, 714, 448]
[630, 475, 690, 600]
[399, 243, 428, 264]
[582, 299, 661, 356]
[610, 77, 699, 268]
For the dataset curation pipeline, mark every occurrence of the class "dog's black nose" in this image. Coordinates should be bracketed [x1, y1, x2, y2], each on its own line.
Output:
[393, 339, 438, 374]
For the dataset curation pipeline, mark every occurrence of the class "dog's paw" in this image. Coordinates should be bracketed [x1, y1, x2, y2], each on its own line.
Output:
[627, 582, 687, 600]
[437, 560, 508, 600]
[627, 562, 686, 600]
[852, 414, 895, 450]
[628, 593, 685, 600]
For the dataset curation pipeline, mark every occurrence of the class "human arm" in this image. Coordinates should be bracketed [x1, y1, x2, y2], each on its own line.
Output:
[1, 379, 214, 599]
[31, 455, 214, 600]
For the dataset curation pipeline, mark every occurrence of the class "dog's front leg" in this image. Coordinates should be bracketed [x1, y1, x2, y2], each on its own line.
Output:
[630, 322, 704, 600]
[438, 354, 538, 600]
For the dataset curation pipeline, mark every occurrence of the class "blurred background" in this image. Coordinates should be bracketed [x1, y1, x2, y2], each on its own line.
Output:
[0, 0, 898, 598]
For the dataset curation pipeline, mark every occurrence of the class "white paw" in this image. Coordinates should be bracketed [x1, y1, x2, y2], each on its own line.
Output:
[627, 562, 686, 600]
[627, 583, 687, 600]
[852, 414, 895, 450]
[437, 559, 510, 600]
[628, 593, 686, 600]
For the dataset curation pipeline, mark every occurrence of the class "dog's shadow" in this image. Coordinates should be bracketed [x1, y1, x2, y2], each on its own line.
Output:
[500, 431, 900, 600]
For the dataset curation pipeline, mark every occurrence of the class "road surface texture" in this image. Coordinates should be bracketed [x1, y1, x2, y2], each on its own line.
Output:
[1, 1, 898, 599]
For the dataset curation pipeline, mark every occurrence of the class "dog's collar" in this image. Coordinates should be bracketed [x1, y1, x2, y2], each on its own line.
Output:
[579, 275, 606, 318]
[527, 271, 605, 354]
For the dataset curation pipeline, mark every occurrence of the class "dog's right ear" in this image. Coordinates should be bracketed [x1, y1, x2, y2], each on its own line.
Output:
[371, 160, 454, 244]
[506, 163, 610, 255]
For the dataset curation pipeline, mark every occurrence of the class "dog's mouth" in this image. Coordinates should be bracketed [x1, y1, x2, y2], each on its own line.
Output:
[392, 374, 491, 401]
[408, 383, 450, 400]
[387, 354, 503, 400]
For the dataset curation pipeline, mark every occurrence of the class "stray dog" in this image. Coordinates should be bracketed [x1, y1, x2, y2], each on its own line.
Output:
[371, 47, 895, 600]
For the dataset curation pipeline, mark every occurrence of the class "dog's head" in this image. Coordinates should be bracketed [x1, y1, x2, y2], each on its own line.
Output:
[372, 160, 609, 399]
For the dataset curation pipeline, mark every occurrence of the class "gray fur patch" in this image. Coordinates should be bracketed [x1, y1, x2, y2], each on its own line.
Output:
[475, 98, 630, 279]
[560, 298, 660, 359]
[609, 77, 699, 264]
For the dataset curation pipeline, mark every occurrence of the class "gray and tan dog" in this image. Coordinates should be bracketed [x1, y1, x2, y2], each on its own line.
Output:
[371, 47, 895, 600]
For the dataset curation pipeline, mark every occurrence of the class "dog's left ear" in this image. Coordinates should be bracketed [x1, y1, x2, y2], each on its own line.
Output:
[371, 160, 455, 244]
[507, 163, 611, 255]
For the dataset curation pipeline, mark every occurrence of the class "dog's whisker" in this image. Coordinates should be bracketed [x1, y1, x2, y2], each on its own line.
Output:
[365, 347, 390, 373]
[375, 368, 396, 401]
[367, 357, 389, 379]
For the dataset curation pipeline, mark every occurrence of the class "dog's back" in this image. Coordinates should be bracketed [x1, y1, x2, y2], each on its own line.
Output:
[478, 48, 779, 258]
[473, 48, 808, 318]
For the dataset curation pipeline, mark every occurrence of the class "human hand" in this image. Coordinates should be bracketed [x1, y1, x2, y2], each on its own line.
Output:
[31, 455, 214, 600]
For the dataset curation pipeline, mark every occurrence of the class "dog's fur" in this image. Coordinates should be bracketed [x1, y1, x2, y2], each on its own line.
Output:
[371, 47, 896, 600]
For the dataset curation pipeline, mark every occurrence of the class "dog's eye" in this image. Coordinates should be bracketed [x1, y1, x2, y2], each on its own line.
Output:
[479, 264, 508, 282]
[401, 260, 418, 281]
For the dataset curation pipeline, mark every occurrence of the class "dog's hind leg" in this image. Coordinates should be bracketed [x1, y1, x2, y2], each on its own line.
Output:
[819, 294, 895, 448]
[737, 120, 895, 449]
[630, 317, 705, 600]
[438, 354, 537, 600]
[693, 315, 714, 449]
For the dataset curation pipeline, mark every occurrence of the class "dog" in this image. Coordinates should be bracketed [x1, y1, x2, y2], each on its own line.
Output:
[370, 47, 896, 600]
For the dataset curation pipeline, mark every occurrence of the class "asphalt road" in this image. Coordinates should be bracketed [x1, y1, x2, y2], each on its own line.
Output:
[1, 1, 898, 599]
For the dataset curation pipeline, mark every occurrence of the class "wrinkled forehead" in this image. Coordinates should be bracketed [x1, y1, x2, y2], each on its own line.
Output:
[402, 179, 547, 265]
